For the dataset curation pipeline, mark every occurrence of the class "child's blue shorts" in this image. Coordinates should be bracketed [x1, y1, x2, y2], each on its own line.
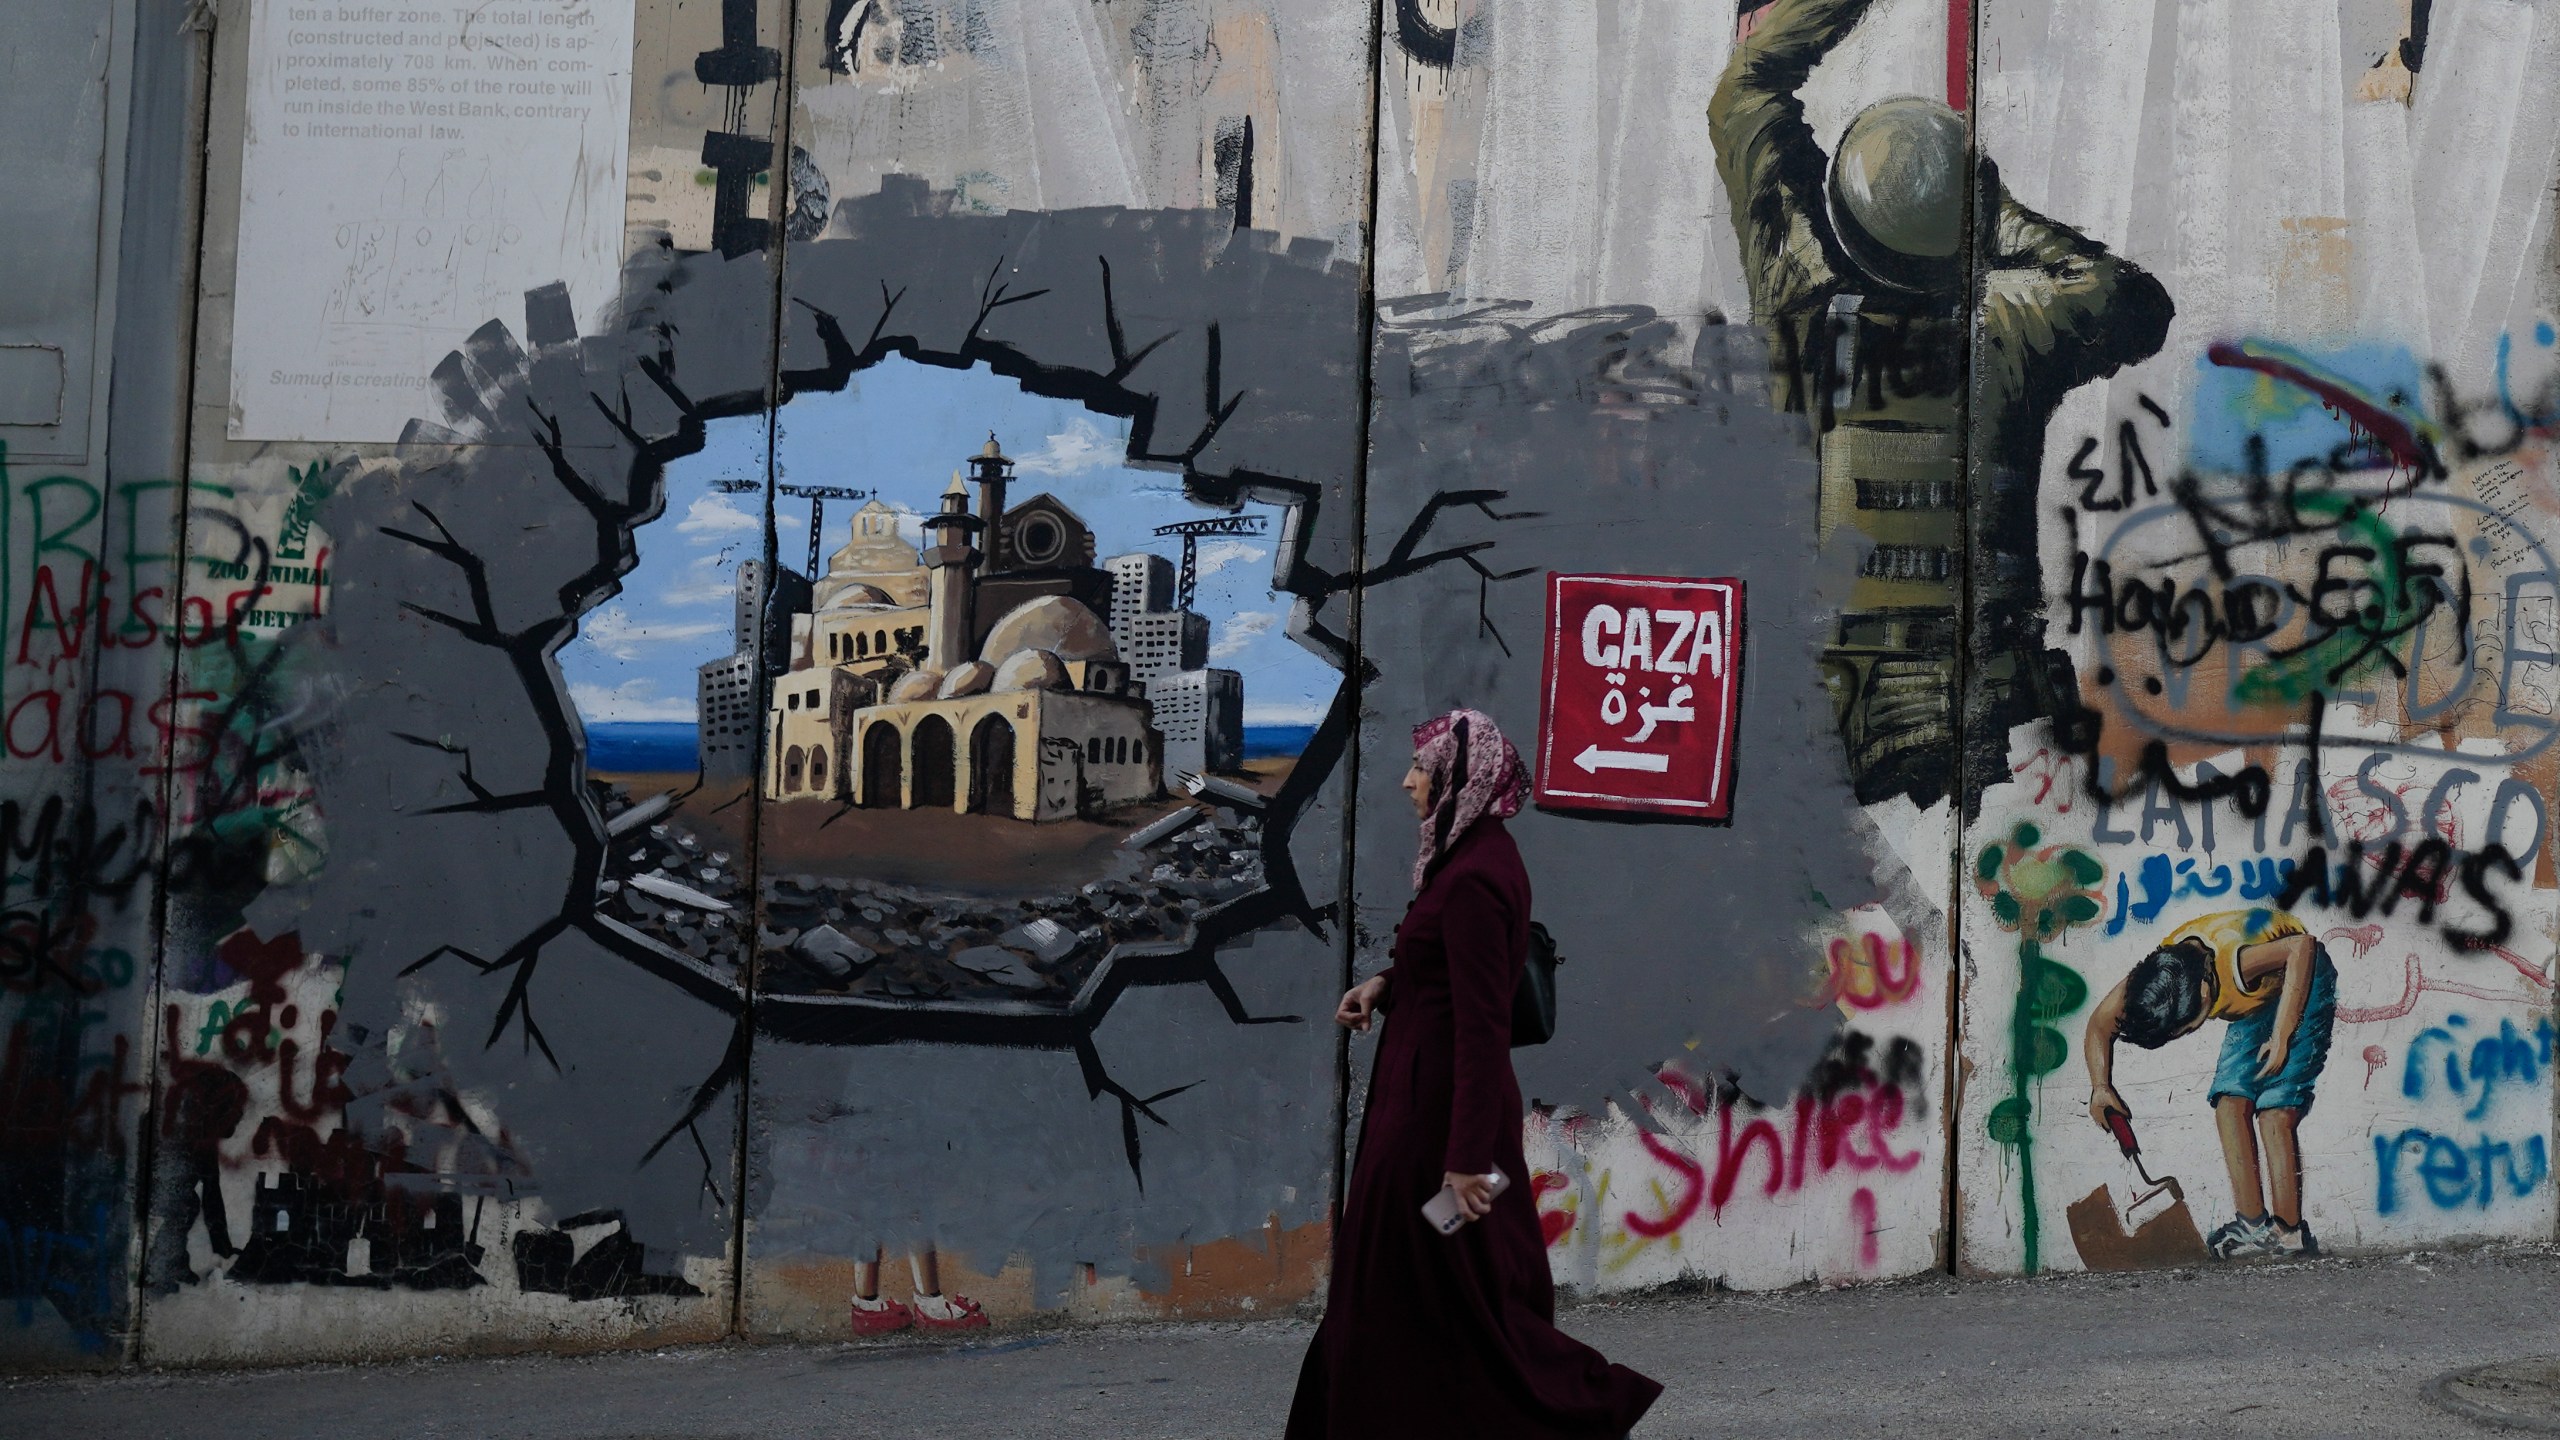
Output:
[2208, 946, 2338, 1112]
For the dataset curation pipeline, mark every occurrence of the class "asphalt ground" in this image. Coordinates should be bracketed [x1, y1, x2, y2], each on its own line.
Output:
[9, 1244, 2559, 1437]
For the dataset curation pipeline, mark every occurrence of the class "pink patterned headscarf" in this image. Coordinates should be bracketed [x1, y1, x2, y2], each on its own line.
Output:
[1411, 708, 1530, 891]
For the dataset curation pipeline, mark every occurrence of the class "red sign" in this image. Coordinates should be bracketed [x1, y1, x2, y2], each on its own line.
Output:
[1534, 572, 1744, 820]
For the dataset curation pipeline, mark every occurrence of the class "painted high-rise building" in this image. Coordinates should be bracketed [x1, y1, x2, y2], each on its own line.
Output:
[696, 559, 813, 781]
[1102, 551, 1239, 776]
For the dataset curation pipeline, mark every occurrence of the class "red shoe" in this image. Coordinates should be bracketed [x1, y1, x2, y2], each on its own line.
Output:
[849, 1297, 914, 1335]
[912, 1292, 988, 1330]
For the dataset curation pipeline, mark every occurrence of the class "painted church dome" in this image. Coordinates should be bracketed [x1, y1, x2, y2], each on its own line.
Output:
[821, 583, 895, 609]
[992, 649, 1069, 692]
[887, 669, 944, 703]
[978, 596, 1117, 665]
[937, 661, 996, 699]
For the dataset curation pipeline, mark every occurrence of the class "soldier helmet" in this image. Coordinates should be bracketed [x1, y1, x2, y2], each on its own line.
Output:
[1826, 96, 1967, 295]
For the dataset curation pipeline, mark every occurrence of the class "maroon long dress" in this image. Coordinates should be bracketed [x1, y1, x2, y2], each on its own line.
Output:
[1287, 818, 1661, 1439]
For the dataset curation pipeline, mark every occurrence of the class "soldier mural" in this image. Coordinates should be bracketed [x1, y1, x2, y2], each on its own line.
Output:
[1711, 0, 2174, 810]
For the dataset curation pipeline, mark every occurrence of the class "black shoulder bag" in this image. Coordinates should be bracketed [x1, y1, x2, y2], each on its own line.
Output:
[1511, 920, 1563, 1047]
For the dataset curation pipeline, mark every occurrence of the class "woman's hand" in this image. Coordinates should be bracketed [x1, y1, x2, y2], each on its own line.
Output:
[1335, 975, 1389, 1033]
[1440, 1171, 1497, 1225]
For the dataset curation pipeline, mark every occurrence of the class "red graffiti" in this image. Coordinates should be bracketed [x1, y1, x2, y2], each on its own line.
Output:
[217, 928, 305, 1003]
[1651, 1063, 1714, 1115]
[1620, 1131, 1706, 1238]
[1532, 1170, 1574, 1247]
[0, 1011, 145, 1164]
[1819, 931, 1923, 1010]
[1620, 1079, 1924, 1238]
[2336, 951, 2552, 1023]
[1850, 1186, 1880, 1268]
[10, 560, 191, 671]
[2009, 748, 2078, 812]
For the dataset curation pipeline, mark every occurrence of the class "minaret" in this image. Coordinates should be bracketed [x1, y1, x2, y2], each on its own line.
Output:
[967, 433, 1013, 572]
[920, 470, 983, 671]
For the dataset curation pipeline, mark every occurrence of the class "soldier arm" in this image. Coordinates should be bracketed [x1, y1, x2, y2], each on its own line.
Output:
[1975, 193, 2175, 412]
[1710, 0, 1876, 321]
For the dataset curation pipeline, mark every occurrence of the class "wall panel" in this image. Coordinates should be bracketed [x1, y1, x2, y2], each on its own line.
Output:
[1955, 0, 2560, 1275]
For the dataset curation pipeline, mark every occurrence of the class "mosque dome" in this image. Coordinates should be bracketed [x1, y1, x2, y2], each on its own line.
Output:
[887, 669, 944, 703]
[822, 583, 895, 610]
[937, 661, 995, 699]
[992, 649, 1069, 692]
[979, 596, 1117, 665]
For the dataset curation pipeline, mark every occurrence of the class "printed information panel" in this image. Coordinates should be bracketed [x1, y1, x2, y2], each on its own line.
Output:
[1535, 572, 1744, 820]
[229, 0, 633, 442]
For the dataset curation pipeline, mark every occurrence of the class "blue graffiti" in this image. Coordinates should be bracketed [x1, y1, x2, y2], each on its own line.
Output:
[2104, 853, 2295, 935]
[2404, 1014, 2557, 1121]
[2374, 1128, 2551, 1215]
[0, 1204, 118, 1352]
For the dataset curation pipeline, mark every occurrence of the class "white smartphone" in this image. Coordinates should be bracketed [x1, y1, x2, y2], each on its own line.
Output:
[1422, 1169, 1511, 1235]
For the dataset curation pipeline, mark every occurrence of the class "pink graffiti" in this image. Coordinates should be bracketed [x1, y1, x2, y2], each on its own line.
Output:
[1651, 1064, 1715, 1116]
[1823, 932, 1924, 1011]
[1850, 1186, 1880, 1268]
[2323, 924, 2384, 959]
[2009, 748, 2078, 812]
[2363, 1044, 2388, 1088]
[2490, 944, 2555, 989]
[2336, 952, 2554, 1024]
[1620, 1131, 1706, 1239]
[1619, 1081, 1923, 1239]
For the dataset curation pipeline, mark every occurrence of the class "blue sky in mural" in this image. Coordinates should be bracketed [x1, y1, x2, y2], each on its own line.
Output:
[562, 357, 1334, 741]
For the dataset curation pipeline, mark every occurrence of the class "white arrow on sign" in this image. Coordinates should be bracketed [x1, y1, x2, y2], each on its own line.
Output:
[1574, 744, 1670, 775]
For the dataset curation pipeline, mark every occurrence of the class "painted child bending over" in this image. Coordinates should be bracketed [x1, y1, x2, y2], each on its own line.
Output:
[2084, 908, 2337, 1260]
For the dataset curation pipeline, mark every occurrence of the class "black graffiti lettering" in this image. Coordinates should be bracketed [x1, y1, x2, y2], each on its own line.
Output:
[2279, 837, 2503, 941]
[2392, 838, 2454, 922]
[2061, 550, 2287, 666]
[2070, 436, 2111, 511]
[2447, 844, 2524, 953]
[2115, 419, 2157, 507]
[2062, 397, 2170, 512]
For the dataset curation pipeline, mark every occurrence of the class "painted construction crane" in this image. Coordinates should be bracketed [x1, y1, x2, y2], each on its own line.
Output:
[710, 478, 877, 577]
[1151, 514, 1268, 612]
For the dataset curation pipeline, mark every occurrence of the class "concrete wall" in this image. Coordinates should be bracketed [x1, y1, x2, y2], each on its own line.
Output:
[3, 0, 2555, 1371]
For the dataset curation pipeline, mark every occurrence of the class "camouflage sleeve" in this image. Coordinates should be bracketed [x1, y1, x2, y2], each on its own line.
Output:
[1709, 0, 1874, 322]
[1974, 193, 2175, 414]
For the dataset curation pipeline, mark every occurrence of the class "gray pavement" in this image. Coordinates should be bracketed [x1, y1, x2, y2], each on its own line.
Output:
[8, 1245, 2560, 1437]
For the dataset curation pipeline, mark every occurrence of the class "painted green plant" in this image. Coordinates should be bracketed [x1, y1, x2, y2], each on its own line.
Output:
[1974, 821, 2103, 1273]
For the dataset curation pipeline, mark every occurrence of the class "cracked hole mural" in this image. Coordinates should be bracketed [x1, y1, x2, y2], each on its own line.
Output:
[118, 191, 1384, 1360]
[570, 358, 1335, 1022]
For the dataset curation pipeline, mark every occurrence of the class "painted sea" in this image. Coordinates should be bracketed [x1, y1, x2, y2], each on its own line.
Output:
[585, 722, 1320, 774]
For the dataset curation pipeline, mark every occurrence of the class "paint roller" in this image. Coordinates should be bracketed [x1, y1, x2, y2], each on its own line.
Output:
[2105, 1111, 2186, 1220]
[2063, 1109, 2210, 1269]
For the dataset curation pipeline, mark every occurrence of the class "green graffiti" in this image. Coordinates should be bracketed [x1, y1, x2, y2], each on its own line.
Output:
[1975, 821, 2104, 1274]
[274, 458, 344, 562]
[2229, 490, 2431, 706]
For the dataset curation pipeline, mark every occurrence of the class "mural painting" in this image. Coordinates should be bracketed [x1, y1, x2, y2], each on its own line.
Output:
[1955, 0, 2560, 1275]
[569, 361, 1327, 1014]
[8, 0, 2560, 1380]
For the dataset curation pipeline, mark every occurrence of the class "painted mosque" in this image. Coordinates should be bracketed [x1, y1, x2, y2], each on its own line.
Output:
[710, 437, 1247, 822]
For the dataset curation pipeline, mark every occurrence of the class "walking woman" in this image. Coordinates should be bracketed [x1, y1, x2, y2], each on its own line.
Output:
[1287, 709, 1661, 1439]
